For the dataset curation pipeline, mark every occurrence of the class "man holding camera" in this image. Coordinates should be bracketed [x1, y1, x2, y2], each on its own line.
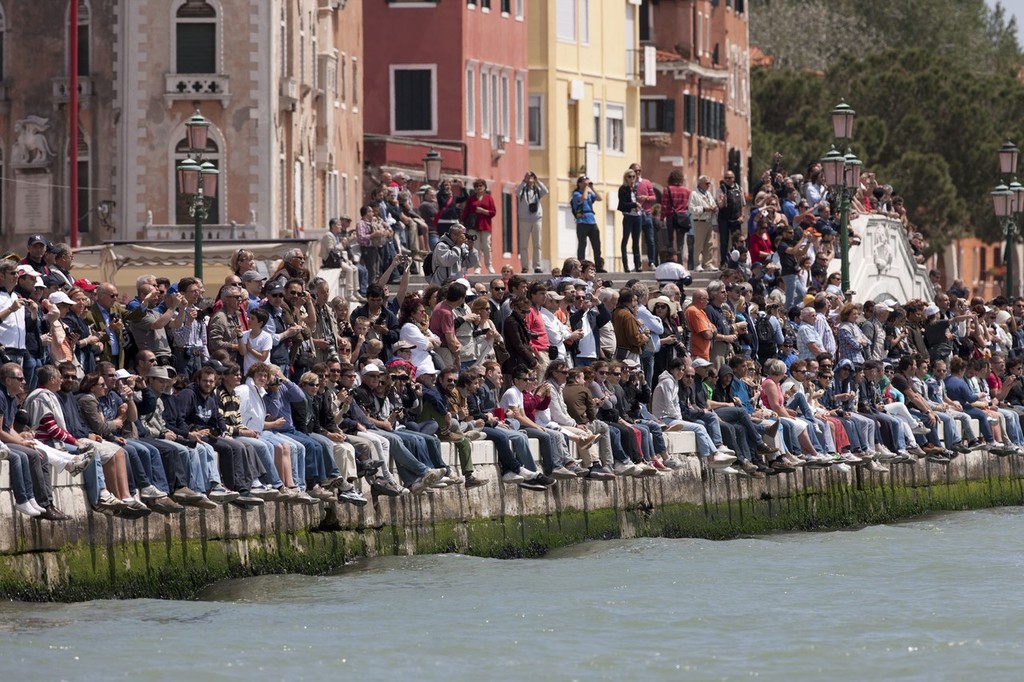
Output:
[516, 171, 548, 274]
[428, 224, 478, 285]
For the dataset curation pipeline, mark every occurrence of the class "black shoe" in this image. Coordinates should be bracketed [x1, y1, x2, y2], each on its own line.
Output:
[39, 505, 70, 521]
[596, 268, 608, 274]
[518, 479, 550, 491]
[521, 268, 528, 274]
[533, 268, 543, 274]
[533, 473, 557, 487]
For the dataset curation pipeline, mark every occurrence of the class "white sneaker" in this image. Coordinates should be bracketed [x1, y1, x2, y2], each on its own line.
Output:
[139, 485, 164, 499]
[834, 463, 852, 474]
[695, 265, 705, 272]
[15, 501, 42, 517]
[868, 460, 889, 473]
[711, 452, 737, 466]
[28, 499, 46, 514]
[502, 471, 526, 484]
[716, 444, 736, 456]
[717, 466, 741, 475]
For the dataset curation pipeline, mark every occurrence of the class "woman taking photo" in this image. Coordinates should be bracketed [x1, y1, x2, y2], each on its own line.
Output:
[617, 169, 642, 273]
[435, 177, 468, 241]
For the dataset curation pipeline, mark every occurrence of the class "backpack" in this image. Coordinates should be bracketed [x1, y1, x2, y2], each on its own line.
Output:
[755, 315, 776, 347]
[422, 252, 435, 278]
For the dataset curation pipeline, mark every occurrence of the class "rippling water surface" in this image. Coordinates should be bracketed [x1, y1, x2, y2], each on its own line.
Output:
[4, 508, 1024, 680]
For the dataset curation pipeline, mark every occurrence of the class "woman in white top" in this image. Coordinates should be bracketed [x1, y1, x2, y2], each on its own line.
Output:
[398, 294, 441, 375]
[234, 362, 313, 503]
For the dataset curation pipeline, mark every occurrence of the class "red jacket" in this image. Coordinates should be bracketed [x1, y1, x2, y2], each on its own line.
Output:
[462, 193, 496, 232]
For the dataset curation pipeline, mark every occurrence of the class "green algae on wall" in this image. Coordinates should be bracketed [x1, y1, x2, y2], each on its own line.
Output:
[2, 460, 1024, 602]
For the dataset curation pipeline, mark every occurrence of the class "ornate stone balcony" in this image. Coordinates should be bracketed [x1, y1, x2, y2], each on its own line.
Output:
[163, 74, 230, 108]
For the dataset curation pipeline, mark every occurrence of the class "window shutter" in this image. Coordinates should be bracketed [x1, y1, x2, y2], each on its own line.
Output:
[177, 23, 216, 73]
[684, 94, 695, 134]
[663, 99, 675, 133]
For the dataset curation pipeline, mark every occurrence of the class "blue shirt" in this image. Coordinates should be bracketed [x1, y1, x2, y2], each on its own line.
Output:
[731, 377, 754, 413]
[571, 190, 598, 225]
[944, 376, 978, 405]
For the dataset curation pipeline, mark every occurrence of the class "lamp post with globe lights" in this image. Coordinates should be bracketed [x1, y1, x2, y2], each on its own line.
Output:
[176, 110, 219, 280]
[820, 100, 857, 293]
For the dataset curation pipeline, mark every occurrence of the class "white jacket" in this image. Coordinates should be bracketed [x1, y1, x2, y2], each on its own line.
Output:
[235, 379, 268, 432]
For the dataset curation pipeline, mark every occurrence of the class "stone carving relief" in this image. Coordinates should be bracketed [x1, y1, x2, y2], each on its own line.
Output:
[867, 219, 895, 276]
[12, 116, 55, 168]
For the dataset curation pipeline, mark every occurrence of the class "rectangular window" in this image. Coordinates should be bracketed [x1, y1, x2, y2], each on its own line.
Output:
[340, 54, 347, 103]
[580, 0, 589, 44]
[491, 73, 499, 141]
[696, 11, 703, 58]
[502, 191, 513, 253]
[606, 103, 624, 154]
[639, 0, 651, 42]
[500, 73, 510, 139]
[515, 76, 525, 143]
[481, 70, 490, 138]
[176, 24, 216, 73]
[515, 0, 524, 19]
[391, 66, 436, 134]
[466, 64, 476, 136]
[640, 98, 674, 133]
[683, 93, 696, 134]
[592, 102, 601, 149]
[78, 25, 89, 76]
[528, 94, 543, 147]
[352, 57, 358, 107]
[556, 0, 575, 41]
[481, 0, 491, 8]
[341, 173, 349, 215]
[501, 0, 510, 13]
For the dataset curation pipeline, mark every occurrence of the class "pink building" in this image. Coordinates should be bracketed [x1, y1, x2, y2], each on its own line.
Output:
[363, 0, 529, 267]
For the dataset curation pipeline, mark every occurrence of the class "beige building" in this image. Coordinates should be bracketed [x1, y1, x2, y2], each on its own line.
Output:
[527, 0, 647, 271]
[0, 0, 363, 251]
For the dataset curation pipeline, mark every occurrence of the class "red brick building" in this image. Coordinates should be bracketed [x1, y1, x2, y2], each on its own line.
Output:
[637, 0, 751, 194]
[363, 0, 529, 266]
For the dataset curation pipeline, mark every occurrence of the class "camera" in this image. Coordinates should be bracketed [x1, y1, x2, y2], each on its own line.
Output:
[467, 234, 477, 241]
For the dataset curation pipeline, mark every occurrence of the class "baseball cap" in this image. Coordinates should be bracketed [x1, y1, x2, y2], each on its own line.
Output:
[73, 278, 98, 291]
[361, 364, 382, 376]
[266, 283, 286, 296]
[923, 304, 940, 317]
[113, 369, 135, 381]
[692, 358, 712, 369]
[27, 234, 47, 246]
[545, 291, 565, 301]
[623, 358, 641, 369]
[393, 340, 416, 351]
[48, 291, 75, 306]
[15, 264, 42, 278]
[242, 270, 268, 283]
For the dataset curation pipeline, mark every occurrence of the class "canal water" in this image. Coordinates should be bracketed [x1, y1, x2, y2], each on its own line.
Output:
[4, 508, 1024, 680]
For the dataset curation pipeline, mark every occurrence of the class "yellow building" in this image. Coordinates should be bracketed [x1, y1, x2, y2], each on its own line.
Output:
[528, 0, 649, 272]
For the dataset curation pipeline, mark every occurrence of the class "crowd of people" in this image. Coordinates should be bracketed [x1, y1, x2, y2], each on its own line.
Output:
[3, 154, 1019, 524]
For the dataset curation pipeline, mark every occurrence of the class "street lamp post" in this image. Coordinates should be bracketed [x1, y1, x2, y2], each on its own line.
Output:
[423, 148, 443, 187]
[176, 110, 219, 280]
[827, 100, 857, 294]
[992, 141, 1021, 298]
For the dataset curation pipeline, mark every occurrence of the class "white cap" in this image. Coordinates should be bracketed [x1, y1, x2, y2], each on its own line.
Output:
[48, 291, 74, 306]
[114, 369, 135, 380]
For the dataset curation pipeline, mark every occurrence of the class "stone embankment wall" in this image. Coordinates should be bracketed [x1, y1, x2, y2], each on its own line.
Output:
[2, 434, 1023, 601]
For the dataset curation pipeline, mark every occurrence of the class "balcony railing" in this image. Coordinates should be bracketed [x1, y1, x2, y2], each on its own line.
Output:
[626, 46, 657, 86]
[163, 74, 230, 107]
[569, 145, 587, 177]
[52, 77, 95, 103]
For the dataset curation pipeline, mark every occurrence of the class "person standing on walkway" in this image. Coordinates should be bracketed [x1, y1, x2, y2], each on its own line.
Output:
[688, 176, 717, 271]
[617, 169, 642, 273]
[462, 178, 497, 274]
[716, 170, 745, 268]
[515, 172, 548, 274]
[630, 163, 658, 268]
[571, 176, 605, 273]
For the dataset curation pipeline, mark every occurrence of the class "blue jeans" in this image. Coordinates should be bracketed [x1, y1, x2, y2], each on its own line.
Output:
[3, 446, 35, 504]
[394, 429, 446, 470]
[372, 429, 430, 484]
[276, 429, 331, 485]
[482, 426, 536, 473]
[621, 214, 642, 271]
[640, 212, 657, 266]
[236, 435, 283, 488]
[783, 273, 805, 309]
[121, 439, 167, 493]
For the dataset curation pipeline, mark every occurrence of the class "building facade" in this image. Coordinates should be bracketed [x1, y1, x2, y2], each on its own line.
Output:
[637, 0, 751, 202]
[362, 0, 529, 266]
[0, 0, 363, 251]
[527, 0, 647, 271]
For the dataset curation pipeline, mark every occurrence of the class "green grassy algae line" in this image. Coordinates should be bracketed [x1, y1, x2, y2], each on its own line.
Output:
[1, 476, 1021, 601]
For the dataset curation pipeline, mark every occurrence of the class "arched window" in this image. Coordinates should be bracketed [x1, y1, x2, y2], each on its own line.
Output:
[68, 124, 91, 234]
[0, 2, 8, 81]
[70, 1, 91, 76]
[175, 0, 217, 74]
[173, 135, 221, 225]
